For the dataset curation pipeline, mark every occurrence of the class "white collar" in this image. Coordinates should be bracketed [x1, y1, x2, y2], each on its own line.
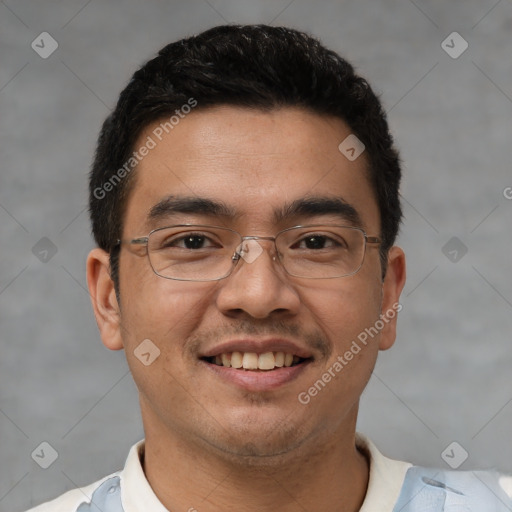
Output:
[120, 439, 169, 512]
[356, 433, 411, 511]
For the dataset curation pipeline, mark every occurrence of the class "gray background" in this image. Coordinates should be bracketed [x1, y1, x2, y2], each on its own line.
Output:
[1, 1, 511, 511]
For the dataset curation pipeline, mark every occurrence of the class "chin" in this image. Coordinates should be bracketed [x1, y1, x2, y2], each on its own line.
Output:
[202, 418, 313, 464]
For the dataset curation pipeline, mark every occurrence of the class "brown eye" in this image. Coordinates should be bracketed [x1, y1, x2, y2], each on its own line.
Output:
[293, 234, 343, 250]
[160, 232, 219, 250]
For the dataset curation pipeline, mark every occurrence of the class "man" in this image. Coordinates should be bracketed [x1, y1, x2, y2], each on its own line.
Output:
[26, 24, 511, 512]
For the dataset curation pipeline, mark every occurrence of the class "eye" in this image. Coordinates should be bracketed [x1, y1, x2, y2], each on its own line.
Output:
[161, 232, 219, 250]
[293, 234, 343, 250]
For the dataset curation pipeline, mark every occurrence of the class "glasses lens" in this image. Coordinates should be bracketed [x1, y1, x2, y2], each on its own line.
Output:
[276, 226, 366, 278]
[145, 225, 367, 281]
[147, 226, 240, 281]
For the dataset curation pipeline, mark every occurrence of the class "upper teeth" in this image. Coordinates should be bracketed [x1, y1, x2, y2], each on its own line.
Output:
[213, 352, 299, 370]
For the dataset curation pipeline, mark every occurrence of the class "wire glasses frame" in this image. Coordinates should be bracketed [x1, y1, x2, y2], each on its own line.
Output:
[116, 224, 381, 282]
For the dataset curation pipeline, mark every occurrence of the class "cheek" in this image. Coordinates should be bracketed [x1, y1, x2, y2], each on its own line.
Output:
[118, 257, 215, 378]
[296, 278, 382, 399]
[119, 277, 216, 419]
[120, 249, 206, 330]
[300, 276, 382, 349]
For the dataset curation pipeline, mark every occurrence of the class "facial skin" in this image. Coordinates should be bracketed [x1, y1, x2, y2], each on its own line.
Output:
[87, 106, 406, 512]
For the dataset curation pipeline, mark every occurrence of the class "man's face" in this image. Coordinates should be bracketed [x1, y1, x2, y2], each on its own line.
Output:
[93, 106, 404, 461]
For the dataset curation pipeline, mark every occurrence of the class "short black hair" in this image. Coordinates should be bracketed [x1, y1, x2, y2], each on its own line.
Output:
[89, 24, 402, 294]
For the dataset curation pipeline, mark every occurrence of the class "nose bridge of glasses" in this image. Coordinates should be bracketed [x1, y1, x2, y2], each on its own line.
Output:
[234, 235, 278, 265]
[241, 235, 276, 242]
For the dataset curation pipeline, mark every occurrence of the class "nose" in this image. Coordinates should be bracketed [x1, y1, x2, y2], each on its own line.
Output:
[215, 239, 301, 320]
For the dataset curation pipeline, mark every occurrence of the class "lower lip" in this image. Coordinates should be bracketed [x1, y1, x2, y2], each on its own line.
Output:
[202, 360, 311, 392]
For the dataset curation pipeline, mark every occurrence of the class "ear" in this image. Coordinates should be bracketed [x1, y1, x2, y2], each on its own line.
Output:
[86, 248, 123, 350]
[378, 246, 406, 351]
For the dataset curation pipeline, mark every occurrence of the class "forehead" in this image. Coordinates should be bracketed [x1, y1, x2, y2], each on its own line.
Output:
[123, 106, 379, 234]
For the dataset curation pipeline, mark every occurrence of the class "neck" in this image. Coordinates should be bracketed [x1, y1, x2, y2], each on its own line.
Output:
[141, 409, 369, 512]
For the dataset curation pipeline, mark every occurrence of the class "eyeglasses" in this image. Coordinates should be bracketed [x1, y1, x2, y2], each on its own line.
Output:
[116, 224, 380, 282]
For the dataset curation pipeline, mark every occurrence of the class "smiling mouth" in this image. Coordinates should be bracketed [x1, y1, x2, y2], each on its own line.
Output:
[202, 352, 310, 371]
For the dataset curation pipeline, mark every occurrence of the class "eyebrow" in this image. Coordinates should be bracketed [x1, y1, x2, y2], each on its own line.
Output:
[148, 196, 240, 222]
[274, 196, 362, 226]
[147, 195, 363, 227]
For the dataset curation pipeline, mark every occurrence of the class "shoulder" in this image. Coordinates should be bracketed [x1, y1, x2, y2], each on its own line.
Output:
[23, 473, 122, 512]
[395, 466, 512, 511]
[356, 434, 512, 511]
[23, 440, 146, 512]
